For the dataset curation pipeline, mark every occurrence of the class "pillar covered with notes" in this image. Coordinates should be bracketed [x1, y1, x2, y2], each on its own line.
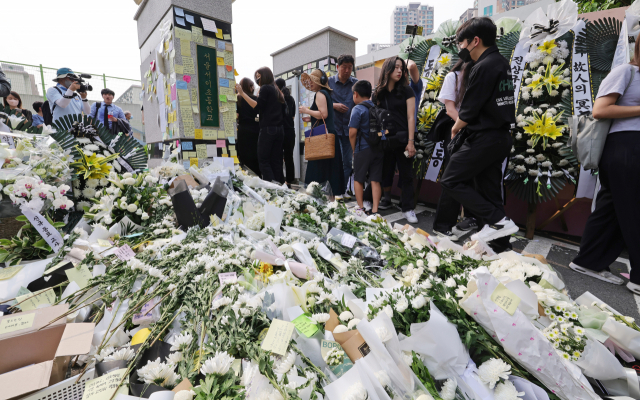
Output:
[134, 0, 238, 169]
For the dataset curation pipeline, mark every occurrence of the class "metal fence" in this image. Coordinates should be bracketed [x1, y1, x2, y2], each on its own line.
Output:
[1, 61, 146, 143]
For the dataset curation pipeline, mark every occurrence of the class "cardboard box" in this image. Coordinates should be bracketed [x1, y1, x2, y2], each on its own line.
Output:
[0, 304, 95, 400]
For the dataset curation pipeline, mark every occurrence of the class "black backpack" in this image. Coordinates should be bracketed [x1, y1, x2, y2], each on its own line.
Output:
[357, 102, 392, 149]
[42, 87, 65, 126]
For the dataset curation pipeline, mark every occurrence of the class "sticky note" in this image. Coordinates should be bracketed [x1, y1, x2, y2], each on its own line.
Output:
[175, 27, 192, 41]
[65, 265, 93, 289]
[203, 129, 216, 140]
[224, 51, 234, 66]
[190, 158, 198, 166]
[174, 64, 184, 74]
[183, 160, 190, 169]
[0, 313, 36, 334]
[229, 150, 237, 157]
[196, 144, 207, 159]
[115, 245, 135, 261]
[293, 314, 319, 337]
[0, 264, 23, 280]
[17, 288, 56, 311]
[226, 71, 235, 79]
[217, 131, 226, 139]
[216, 139, 226, 148]
[234, 69, 239, 76]
[233, 156, 239, 164]
[217, 57, 224, 66]
[183, 56, 195, 74]
[207, 37, 217, 47]
[81, 368, 128, 400]
[221, 147, 227, 154]
[491, 283, 521, 315]
[194, 129, 203, 139]
[180, 39, 191, 56]
[217, 40, 226, 51]
[207, 144, 217, 157]
[171, 84, 177, 101]
[216, 29, 223, 39]
[228, 136, 236, 144]
[201, 17, 218, 33]
[223, 34, 231, 40]
[175, 7, 185, 16]
[222, 154, 228, 158]
[219, 78, 229, 87]
[176, 80, 188, 90]
[226, 65, 233, 72]
[225, 43, 233, 52]
[183, 75, 191, 83]
[220, 94, 227, 102]
[185, 14, 195, 24]
[261, 319, 295, 356]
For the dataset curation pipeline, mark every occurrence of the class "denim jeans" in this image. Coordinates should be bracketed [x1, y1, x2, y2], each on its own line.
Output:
[257, 126, 285, 183]
[337, 134, 353, 193]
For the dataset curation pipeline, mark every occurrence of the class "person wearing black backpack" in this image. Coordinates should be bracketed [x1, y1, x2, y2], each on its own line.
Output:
[349, 80, 382, 216]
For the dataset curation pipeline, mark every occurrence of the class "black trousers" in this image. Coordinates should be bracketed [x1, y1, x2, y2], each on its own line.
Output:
[257, 125, 285, 184]
[381, 146, 415, 212]
[573, 131, 640, 284]
[237, 124, 261, 177]
[440, 130, 512, 227]
[283, 127, 296, 183]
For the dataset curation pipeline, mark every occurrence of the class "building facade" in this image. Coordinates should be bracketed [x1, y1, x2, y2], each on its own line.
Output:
[390, 2, 434, 45]
[459, 8, 478, 23]
[367, 43, 394, 53]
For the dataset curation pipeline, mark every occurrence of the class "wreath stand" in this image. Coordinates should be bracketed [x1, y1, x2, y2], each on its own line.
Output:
[525, 196, 578, 239]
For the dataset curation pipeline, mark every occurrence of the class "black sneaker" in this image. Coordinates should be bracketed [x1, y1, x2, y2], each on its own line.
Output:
[433, 229, 460, 242]
[378, 199, 393, 210]
[455, 217, 478, 232]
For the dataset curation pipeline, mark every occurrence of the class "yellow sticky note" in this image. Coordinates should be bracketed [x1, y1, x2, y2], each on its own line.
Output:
[222, 154, 229, 158]
[65, 265, 93, 289]
[217, 130, 226, 139]
[131, 328, 151, 345]
[230, 150, 237, 157]
[175, 27, 192, 41]
[194, 129, 203, 139]
[233, 156, 240, 164]
[0, 265, 23, 280]
[180, 39, 191, 57]
[81, 368, 128, 400]
[491, 283, 521, 316]
[216, 57, 224, 66]
[16, 289, 56, 311]
[203, 129, 216, 140]
[261, 319, 294, 356]
[208, 37, 217, 47]
[0, 313, 36, 334]
[175, 64, 184, 74]
[216, 29, 223, 39]
[223, 34, 231, 40]
[233, 69, 239, 76]
[190, 158, 198, 167]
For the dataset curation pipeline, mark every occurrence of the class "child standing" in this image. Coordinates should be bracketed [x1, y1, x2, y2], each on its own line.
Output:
[349, 80, 383, 215]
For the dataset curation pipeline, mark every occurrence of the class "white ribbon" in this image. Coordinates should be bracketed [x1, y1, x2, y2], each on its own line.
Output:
[20, 205, 63, 253]
[424, 141, 445, 182]
[511, 42, 531, 108]
[519, 0, 578, 46]
[422, 45, 442, 79]
[627, 0, 640, 39]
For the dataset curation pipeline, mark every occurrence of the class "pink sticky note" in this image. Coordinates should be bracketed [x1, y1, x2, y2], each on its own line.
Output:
[621, 273, 630, 279]
[171, 84, 177, 101]
[216, 139, 226, 148]
[183, 75, 191, 83]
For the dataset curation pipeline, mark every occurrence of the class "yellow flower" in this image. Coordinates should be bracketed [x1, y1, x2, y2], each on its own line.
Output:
[437, 54, 452, 66]
[538, 40, 557, 54]
[255, 261, 273, 282]
[418, 103, 440, 129]
[70, 146, 119, 180]
[523, 110, 566, 149]
[425, 73, 444, 91]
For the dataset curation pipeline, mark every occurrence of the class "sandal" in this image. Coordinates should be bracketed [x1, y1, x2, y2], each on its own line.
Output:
[569, 262, 624, 285]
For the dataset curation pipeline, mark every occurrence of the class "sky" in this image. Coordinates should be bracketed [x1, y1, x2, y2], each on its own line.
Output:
[1, 0, 474, 86]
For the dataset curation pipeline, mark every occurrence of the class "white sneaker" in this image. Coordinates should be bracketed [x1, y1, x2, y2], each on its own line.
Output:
[403, 210, 418, 224]
[470, 217, 518, 242]
[433, 229, 459, 242]
[363, 201, 372, 211]
[343, 193, 352, 200]
[569, 262, 625, 285]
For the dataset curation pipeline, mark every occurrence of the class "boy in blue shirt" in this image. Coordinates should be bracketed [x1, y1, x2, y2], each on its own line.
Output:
[32, 101, 45, 128]
[349, 80, 383, 215]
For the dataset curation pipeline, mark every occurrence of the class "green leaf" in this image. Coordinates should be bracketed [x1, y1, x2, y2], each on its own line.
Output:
[15, 215, 28, 222]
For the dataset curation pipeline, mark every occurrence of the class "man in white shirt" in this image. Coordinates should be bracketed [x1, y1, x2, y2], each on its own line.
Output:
[46, 68, 90, 123]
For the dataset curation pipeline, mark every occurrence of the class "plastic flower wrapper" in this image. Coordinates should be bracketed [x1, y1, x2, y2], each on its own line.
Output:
[129, 342, 181, 397]
[168, 179, 207, 230]
[198, 176, 228, 222]
[300, 180, 332, 204]
[326, 227, 381, 266]
[95, 343, 141, 377]
[432, 19, 461, 53]
[324, 358, 387, 400]
[460, 267, 601, 400]
[250, 237, 318, 280]
[495, 17, 522, 37]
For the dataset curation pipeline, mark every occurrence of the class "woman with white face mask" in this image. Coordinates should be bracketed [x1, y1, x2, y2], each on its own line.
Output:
[3, 91, 32, 121]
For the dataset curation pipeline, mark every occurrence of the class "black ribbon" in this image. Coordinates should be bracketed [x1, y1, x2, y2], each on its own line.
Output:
[441, 34, 457, 47]
[529, 19, 560, 39]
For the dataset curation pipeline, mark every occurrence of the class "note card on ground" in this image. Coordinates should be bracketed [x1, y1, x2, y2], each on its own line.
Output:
[0, 313, 36, 334]
[115, 245, 135, 261]
[65, 265, 93, 289]
[261, 319, 294, 356]
[293, 314, 319, 337]
[219, 272, 237, 284]
[16, 288, 55, 311]
[0, 264, 23, 280]
[491, 283, 521, 315]
[81, 368, 128, 400]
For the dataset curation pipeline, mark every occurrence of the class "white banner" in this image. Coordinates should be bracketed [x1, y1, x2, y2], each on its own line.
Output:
[422, 45, 442, 79]
[570, 20, 593, 117]
[425, 141, 445, 182]
[21, 206, 63, 253]
[510, 42, 530, 105]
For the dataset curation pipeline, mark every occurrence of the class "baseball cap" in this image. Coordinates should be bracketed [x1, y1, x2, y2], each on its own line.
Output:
[53, 67, 76, 81]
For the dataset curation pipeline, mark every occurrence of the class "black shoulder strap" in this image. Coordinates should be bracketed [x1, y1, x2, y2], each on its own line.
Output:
[50, 87, 63, 113]
[93, 102, 101, 119]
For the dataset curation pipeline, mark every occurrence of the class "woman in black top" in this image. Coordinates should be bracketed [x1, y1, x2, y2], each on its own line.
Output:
[235, 67, 285, 183]
[276, 78, 297, 186]
[3, 91, 32, 121]
[374, 56, 417, 221]
[235, 78, 261, 177]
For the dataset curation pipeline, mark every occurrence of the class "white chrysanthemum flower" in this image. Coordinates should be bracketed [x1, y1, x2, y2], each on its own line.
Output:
[477, 358, 511, 389]
[412, 294, 427, 309]
[166, 351, 183, 365]
[396, 296, 409, 312]
[347, 318, 360, 330]
[532, 89, 543, 98]
[324, 347, 344, 366]
[333, 324, 348, 334]
[558, 159, 569, 166]
[427, 253, 440, 272]
[440, 378, 457, 400]
[514, 166, 527, 173]
[170, 332, 193, 352]
[535, 154, 546, 162]
[212, 296, 232, 310]
[200, 351, 234, 375]
[316, 292, 337, 305]
[494, 380, 525, 400]
[339, 311, 354, 322]
[445, 277, 457, 288]
[137, 357, 180, 388]
[82, 187, 96, 199]
[376, 326, 392, 342]
[273, 350, 296, 375]
[174, 390, 196, 400]
[541, 161, 552, 168]
[344, 382, 368, 400]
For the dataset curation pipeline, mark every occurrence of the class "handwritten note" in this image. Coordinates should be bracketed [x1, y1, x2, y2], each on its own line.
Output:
[175, 28, 192, 41]
[16, 288, 55, 311]
[180, 39, 191, 57]
[219, 272, 237, 284]
[132, 299, 156, 325]
[201, 17, 218, 33]
[0, 313, 35, 334]
[491, 283, 521, 315]
[65, 265, 93, 289]
[81, 368, 128, 400]
[175, 64, 184, 75]
[196, 144, 207, 159]
[191, 26, 203, 44]
[115, 245, 135, 261]
[216, 57, 224, 66]
[293, 314, 319, 337]
[194, 129, 203, 139]
[203, 129, 217, 140]
[0, 265, 23, 280]
[190, 158, 198, 167]
[21, 206, 63, 253]
[224, 51, 234, 67]
[183, 56, 195, 74]
[261, 319, 295, 356]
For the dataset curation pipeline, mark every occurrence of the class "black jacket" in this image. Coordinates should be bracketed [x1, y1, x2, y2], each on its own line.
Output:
[458, 46, 516, 133]
[0, 66, 10, 98]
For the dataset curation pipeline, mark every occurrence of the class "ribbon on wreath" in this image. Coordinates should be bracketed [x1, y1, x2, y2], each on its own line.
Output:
[519, 0, 578, 46]
[441, 34, 457, 48]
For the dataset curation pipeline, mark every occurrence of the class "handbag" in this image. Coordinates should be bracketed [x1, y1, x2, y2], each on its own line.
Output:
[447, 128, 470, 155]
[570, 66, 635, 170]
[304, 114, 335, 161]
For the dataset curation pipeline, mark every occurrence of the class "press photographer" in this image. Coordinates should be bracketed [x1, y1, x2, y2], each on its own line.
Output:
[45, 67, 91, 124]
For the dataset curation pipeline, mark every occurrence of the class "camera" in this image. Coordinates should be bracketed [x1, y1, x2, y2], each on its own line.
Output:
[70, 73, 93, 93]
